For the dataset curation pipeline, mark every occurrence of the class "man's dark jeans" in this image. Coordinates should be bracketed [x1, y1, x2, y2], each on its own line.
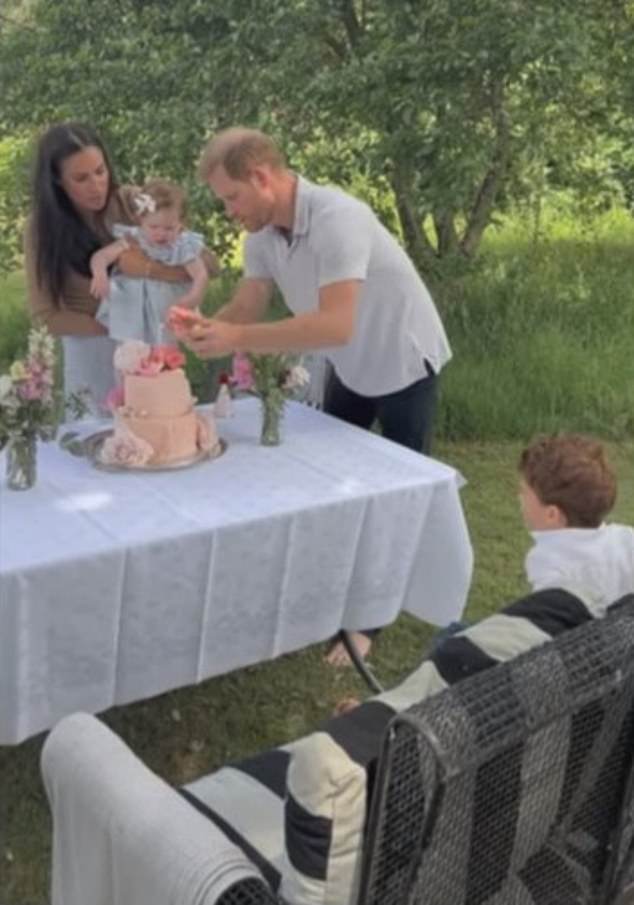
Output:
[324, 363, 438, 454]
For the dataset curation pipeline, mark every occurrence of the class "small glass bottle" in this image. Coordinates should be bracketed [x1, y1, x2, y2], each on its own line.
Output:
[214, 373, 233, 418]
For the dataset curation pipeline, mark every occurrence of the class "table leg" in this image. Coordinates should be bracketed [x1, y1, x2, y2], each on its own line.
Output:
[338, 630, 385, 694]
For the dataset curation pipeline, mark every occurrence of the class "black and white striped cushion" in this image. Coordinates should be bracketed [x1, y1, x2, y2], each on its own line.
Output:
[180, 746, 295, 894]
[181, 588, 596, 905]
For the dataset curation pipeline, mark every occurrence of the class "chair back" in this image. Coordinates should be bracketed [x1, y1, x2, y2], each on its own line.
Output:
[359, 594, 634, 905]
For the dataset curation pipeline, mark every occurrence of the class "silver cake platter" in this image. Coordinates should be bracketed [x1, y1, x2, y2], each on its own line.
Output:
[62, 429, 227, 472]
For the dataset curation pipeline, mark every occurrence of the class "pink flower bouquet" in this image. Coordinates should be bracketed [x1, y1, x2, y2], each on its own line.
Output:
[230, 353, 310, 445]
[1, 326, 87, 488]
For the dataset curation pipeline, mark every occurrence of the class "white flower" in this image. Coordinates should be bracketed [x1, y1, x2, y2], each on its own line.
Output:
[0, 375, 14, 401]
[28, 326, 56, 368]
[283, 365, 310, 391]
[114, 341, 151, 375]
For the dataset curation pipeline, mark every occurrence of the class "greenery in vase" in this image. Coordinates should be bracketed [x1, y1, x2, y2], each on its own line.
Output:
[0, 325, 87, 450]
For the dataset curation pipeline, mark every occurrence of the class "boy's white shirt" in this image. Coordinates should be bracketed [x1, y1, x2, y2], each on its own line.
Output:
[526, 523, 634, 617]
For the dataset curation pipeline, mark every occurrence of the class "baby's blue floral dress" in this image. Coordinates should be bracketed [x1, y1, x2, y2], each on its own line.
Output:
[96, 225, 204, 345]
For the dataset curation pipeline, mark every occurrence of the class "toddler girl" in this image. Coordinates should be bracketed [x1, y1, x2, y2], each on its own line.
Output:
[90, 179, 208, 345]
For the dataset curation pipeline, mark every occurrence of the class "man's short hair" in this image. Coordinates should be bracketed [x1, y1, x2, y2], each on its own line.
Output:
[198, 127, 286, 182]
[519, 433, 617, 528]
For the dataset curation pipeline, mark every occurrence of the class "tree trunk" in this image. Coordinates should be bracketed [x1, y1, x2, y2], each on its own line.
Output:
[391, 167, 440, 280]
[433, 209, 460, 257]
[461, 82, 511, 257]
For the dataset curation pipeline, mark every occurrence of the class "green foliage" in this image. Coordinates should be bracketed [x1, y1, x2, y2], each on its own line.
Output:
[2, 200, 634, 440]
[0, 271, 30, 369]
[2, 0, 634, 273]
[0, 133, 31, 275]
[438, 205, 634, 440]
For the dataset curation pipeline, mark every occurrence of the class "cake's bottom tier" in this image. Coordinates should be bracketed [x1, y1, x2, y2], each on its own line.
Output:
[120, 410, 198, 464]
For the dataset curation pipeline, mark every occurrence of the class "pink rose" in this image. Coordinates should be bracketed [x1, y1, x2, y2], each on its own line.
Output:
[231, 354, 255, 391]
[103, 384, 125, 412]
[160, 346, 186, 370]
[148, 347, 166, 370]
[136, 357, 163, 377]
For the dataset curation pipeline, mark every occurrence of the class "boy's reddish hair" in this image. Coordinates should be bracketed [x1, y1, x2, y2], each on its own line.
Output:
[519, 434, 617, 528]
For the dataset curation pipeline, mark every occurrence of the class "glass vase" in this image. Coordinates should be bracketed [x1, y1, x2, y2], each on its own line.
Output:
[6, 432, 37, 490]
[260, 396, 284, 446]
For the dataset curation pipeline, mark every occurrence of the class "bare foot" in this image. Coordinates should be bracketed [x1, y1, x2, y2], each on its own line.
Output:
[333, 696, 361, 716]
[325, 631, 373, 667]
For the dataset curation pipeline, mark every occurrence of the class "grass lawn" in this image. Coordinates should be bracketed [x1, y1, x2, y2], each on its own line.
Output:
[2, 437, 633, 904]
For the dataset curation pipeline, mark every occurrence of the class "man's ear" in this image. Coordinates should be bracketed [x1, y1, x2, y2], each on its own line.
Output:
[250, 165, 271, 190]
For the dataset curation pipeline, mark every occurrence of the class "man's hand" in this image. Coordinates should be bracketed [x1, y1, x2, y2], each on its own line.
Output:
[166, 305, 204, 338]
[184, 319, 242, 359]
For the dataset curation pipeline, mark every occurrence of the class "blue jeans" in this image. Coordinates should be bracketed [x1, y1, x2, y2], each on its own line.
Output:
[323, 363, 438, 454]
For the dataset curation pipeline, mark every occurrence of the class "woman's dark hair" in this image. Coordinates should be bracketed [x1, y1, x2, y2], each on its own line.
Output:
[31, 122, 117, 304]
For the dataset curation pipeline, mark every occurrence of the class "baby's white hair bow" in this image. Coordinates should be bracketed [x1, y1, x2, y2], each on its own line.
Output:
[134, 193, 156, 215]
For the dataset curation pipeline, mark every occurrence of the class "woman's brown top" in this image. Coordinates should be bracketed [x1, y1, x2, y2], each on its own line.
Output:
[24, 186, 139, 336]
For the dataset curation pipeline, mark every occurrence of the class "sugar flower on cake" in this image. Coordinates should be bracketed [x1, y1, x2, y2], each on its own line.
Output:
[99, 423, 153, 467]
[113, 341, 185, 377]
[160, 345, 186, 370]
[113, 341, 150, 375]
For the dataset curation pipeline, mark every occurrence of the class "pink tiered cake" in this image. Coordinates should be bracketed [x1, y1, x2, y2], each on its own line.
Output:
[100, 342, 218, 467]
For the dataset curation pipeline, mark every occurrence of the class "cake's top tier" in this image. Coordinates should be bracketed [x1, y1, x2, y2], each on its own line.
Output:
[124, 368, 193, 417]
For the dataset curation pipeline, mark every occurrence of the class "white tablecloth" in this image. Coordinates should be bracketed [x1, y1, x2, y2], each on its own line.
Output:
[0, 399, 473, 744]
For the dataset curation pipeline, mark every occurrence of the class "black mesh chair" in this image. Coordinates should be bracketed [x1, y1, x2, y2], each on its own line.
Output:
[216, 878, 278, 905]
[359, 597, 634, 905]
[43, 595, 634, 905]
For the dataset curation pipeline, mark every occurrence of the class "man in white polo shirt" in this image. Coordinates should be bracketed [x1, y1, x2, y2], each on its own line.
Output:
[182, 126, 451, 448]
[177, 127, 452, 663]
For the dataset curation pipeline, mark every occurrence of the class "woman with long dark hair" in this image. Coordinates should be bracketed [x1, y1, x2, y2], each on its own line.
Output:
[25, 122, 214, 410]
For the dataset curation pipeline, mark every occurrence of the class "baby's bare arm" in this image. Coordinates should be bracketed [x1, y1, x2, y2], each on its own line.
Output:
[175, 257, 209, 308]
[90, 238, 128, 299]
